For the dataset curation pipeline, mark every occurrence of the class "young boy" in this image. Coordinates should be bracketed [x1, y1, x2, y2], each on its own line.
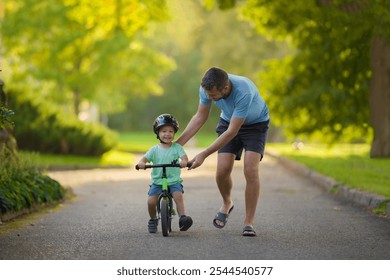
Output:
[137, 114, 193, 233]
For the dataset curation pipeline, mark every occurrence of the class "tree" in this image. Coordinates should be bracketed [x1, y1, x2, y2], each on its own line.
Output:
[107, 0, 288, 133]
[208, 0, 390, 157]
[365, 3, 390, 158]
[0, 80, 17, 160]
[1, 0, 175, 115]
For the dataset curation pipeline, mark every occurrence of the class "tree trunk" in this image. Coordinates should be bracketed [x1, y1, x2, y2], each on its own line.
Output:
[73, 88, 81, 116]
[369, 36, 390, 158]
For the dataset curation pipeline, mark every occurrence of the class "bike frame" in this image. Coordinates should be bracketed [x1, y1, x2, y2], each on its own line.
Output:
[155, 165, 173, 220]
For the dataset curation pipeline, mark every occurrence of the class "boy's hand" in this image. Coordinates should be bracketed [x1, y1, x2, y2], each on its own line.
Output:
[180, 160, 188, 168]
[136, 162, 146, 170]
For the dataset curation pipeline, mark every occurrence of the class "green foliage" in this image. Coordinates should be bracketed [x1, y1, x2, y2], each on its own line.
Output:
[8, 88, 117, 156]
[0, 104, 14, 129]
[108, 0, 288, 133]
[373, 200, 390, 215]
[0, 151, 65, 214]
[204, 0, 237, 10]
[1, 0, 175, 114]
[238, 0, 384, 142]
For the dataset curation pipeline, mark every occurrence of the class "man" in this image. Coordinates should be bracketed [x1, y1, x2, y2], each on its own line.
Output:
[176, 67, 270, 236]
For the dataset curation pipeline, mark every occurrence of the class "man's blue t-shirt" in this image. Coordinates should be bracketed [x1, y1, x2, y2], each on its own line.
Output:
[199, 74, 269, 125]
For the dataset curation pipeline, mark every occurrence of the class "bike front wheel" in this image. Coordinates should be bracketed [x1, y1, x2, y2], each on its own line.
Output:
[160, 198, 169, 236]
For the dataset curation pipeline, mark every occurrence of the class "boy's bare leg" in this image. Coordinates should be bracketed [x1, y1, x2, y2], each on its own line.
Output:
[173, 192, 193, 231]
[147, 195, 158, 218]
[172, 192, 185, 216]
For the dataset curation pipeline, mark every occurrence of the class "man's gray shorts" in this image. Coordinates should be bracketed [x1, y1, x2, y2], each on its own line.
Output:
[216, 118, 270, 161]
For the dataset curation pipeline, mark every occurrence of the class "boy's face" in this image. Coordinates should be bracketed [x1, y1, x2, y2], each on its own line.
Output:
[158, 125, 175, 143]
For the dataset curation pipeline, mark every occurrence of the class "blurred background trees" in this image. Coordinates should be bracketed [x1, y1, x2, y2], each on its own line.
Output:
[1, 0, 389, 157]
[1, 0, 174, 116]
[237, 0, 390, 157]
[108, 0, 287, 135]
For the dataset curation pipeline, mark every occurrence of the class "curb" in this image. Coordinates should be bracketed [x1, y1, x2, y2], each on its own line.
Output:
[1, 208, 32, 223]
[0, 189, 73, 223]
[266, 150, 389, 218]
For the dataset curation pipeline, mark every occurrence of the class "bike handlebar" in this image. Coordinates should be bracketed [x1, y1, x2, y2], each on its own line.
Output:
[135, 162, 192, 170]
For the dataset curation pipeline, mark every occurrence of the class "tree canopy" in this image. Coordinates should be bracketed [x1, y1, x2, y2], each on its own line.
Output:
[2, 0, 389, 157]
[1, 0, 175, 115]
[206, 0, 390, 156]
[107, 0, 288, 133]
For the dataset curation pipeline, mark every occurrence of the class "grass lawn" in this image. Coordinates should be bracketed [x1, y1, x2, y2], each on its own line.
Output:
[267, 143, 390, 198]
[22, 149, 135, 169]
[116, 131, 216, 152]
[116, 132, 156, 153]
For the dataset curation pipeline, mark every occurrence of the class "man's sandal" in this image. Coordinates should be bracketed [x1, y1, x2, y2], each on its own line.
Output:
[242, 225, 256, 237]
[213, 205, 234, 229]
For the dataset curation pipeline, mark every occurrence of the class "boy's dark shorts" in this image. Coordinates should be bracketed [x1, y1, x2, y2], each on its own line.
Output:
[148, 183, 184, 197]
[216, 118, 270, 161]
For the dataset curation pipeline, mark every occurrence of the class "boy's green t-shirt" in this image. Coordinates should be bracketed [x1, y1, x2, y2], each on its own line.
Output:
[144, 143, 186, 185]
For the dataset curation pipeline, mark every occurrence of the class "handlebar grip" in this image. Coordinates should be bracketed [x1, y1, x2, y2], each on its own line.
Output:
[135, 164, 162, 170]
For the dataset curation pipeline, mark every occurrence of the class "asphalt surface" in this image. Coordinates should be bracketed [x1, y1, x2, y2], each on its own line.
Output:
[0, 149, 389, 260]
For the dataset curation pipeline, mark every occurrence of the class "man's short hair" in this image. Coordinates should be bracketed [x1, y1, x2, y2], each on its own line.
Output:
[201, 67, 228, 91]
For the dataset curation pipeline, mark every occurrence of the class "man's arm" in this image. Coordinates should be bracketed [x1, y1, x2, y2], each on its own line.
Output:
[176, 103, 211, 146]
[189, 117, 245, 169]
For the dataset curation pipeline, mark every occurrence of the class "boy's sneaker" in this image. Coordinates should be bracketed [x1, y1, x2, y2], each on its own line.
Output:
[148, 218, 158, 233]
[179, 215, 193, 231]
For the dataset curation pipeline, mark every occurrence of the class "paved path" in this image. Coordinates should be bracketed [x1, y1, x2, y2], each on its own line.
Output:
[0, 150, 389, 260]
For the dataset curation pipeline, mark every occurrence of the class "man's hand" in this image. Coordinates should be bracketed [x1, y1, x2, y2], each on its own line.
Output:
[188, 152, 207, 169]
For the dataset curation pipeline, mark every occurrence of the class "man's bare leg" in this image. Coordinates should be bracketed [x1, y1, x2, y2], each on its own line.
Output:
[243, 151, 261, 227]
[214, 153, 235, 227]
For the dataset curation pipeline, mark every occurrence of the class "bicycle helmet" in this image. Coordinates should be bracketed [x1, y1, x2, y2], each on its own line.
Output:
[153, 114, 179, 135]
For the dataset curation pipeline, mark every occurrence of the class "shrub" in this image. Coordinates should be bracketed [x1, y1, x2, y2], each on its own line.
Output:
[7, 89, 117, 156]
[0, 151, 65, 215]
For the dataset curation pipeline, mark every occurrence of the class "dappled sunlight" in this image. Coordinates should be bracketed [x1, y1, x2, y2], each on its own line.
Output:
[268, 143, 370, 158]
[99, 150, 134, 166]
[47, 169, 138, 188]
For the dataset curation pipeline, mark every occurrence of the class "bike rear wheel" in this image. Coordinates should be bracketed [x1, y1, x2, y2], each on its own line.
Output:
[160, 199, 169, 236]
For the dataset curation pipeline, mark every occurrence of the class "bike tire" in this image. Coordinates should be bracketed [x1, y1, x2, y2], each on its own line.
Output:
[168, 214, 172, 233]
[168, 198, 173, 233]
[160, 199, 169, 236]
